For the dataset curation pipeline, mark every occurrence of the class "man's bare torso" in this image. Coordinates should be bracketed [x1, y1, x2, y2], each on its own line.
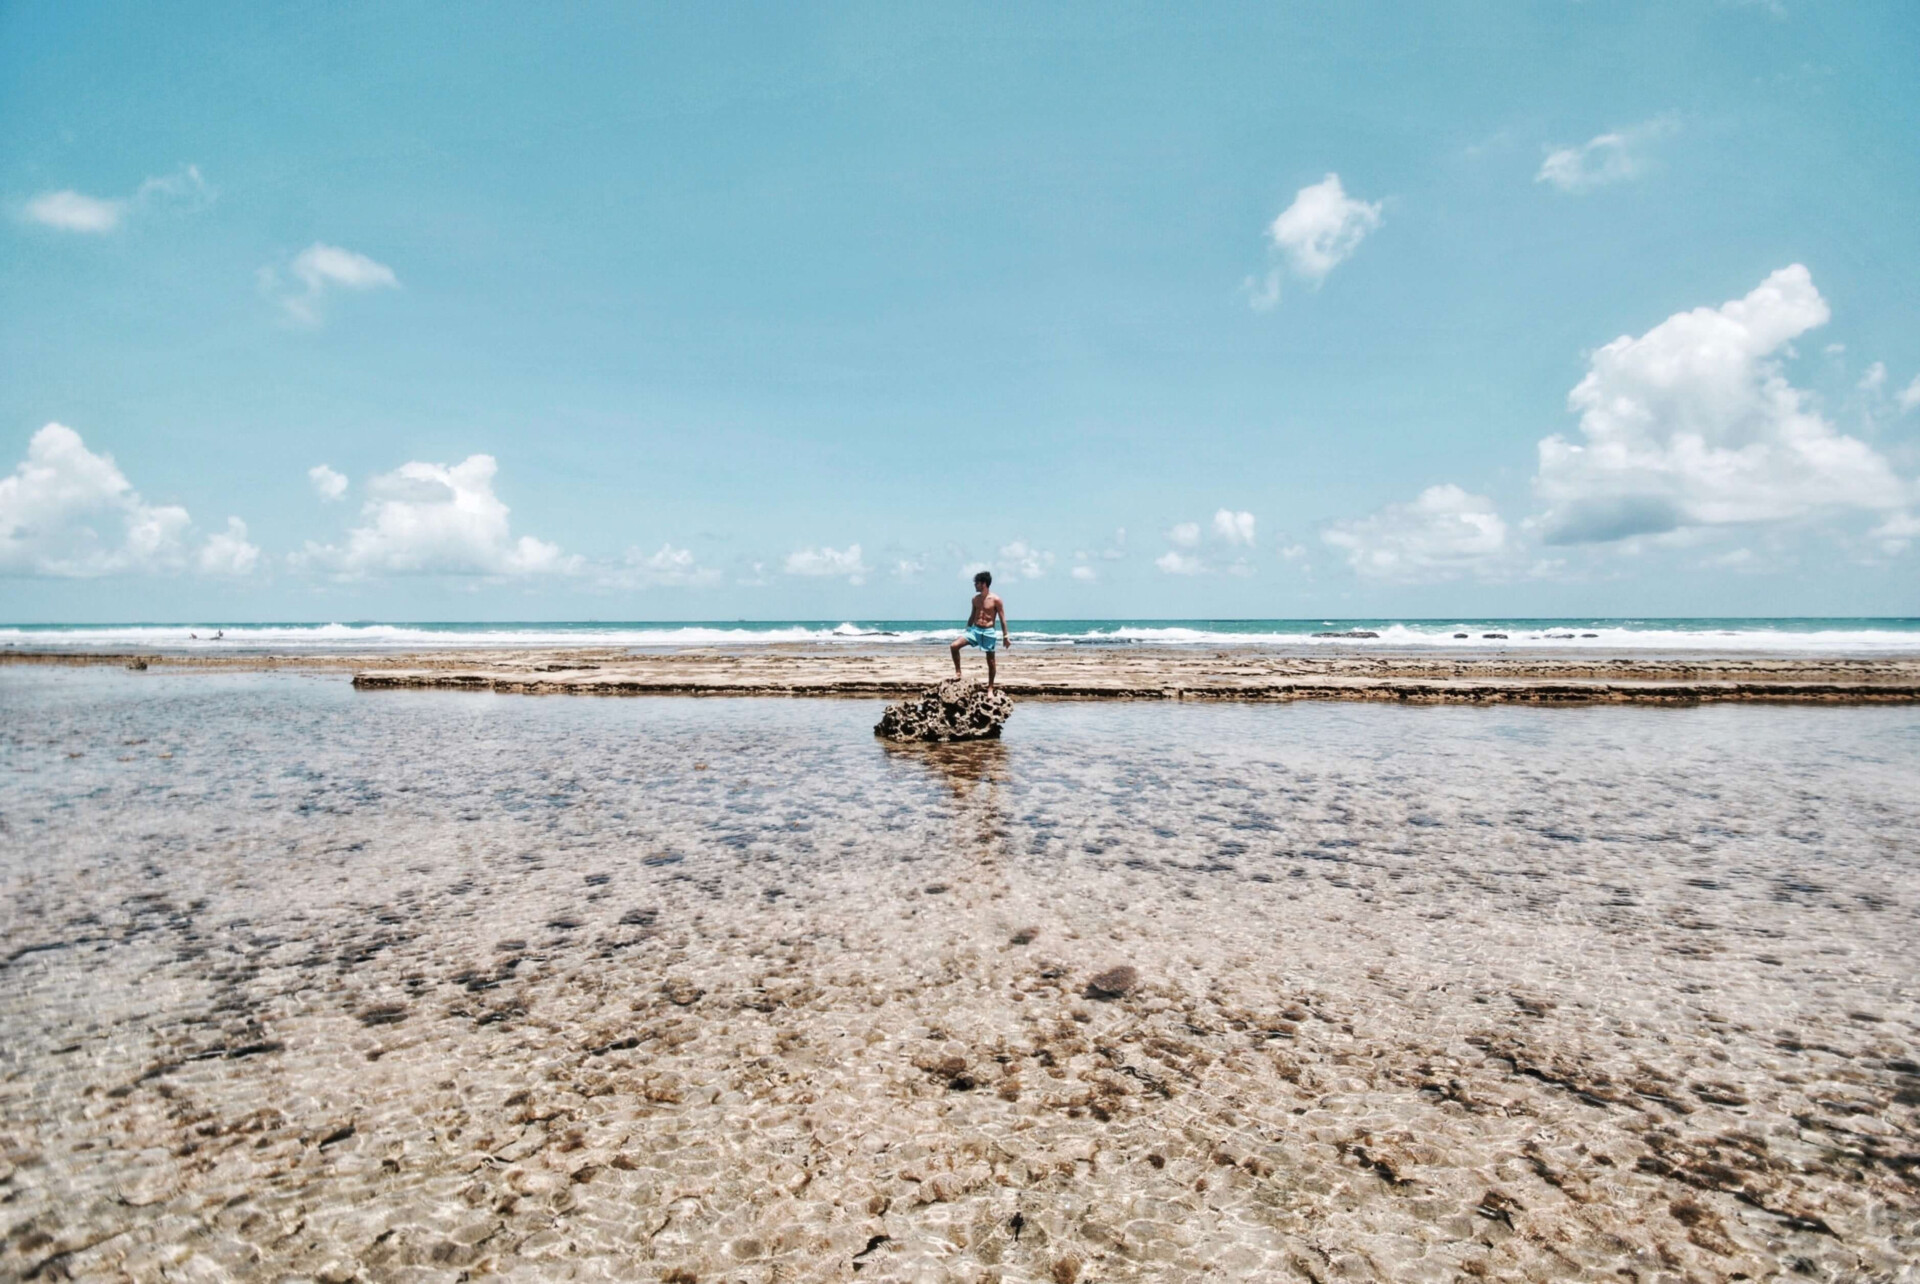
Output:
[969, 592, 1002, 628]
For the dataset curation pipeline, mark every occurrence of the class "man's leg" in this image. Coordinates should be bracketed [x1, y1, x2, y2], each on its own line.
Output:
[986, 648, 997, 688]
[951, 636, 966, 677]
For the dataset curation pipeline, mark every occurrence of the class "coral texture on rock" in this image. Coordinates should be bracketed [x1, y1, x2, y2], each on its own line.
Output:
[875, 680, 1013, 742]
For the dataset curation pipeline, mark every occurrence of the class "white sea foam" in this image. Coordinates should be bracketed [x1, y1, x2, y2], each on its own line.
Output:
[2, 620, 1917, 654]
[1075, 623, 1920, 653]
[0, 623, 878, 650]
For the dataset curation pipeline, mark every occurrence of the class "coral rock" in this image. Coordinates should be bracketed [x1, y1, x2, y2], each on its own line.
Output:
[874, 680, 1012, 743]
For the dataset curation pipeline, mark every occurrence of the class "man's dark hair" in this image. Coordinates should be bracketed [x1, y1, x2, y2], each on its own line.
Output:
[974, 570, 992, 587]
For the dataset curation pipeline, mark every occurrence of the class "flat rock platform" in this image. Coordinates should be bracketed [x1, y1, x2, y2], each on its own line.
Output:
[10, 646, 1916, 704]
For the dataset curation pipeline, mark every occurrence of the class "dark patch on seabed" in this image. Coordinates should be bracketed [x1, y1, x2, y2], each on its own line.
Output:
[2, 668, 1918, 1281]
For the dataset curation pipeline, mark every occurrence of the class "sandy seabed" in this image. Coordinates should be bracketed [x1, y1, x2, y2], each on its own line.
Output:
[2, 667, 1918, 1283]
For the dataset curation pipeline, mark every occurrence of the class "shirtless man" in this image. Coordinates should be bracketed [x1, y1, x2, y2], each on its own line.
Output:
[950, 570, 1010, 688]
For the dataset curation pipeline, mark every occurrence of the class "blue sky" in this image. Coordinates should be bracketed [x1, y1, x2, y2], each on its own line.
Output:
[3, 1, 1917, 622]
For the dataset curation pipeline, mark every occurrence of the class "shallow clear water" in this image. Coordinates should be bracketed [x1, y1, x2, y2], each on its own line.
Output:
[2, 669, 1917, 1281]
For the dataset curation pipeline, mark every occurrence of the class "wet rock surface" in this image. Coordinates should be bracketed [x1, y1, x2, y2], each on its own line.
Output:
[22, 644, 1918, 704]
[875, 679, 1013, 742]
[2, 669, 1918, 1282]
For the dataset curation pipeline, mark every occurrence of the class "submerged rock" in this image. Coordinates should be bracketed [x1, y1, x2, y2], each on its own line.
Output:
[875, 680, 1012, 742]
[1085, 965, 1139, 998]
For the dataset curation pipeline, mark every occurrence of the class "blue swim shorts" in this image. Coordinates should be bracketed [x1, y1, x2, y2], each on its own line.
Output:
[965, 625, 999, 652]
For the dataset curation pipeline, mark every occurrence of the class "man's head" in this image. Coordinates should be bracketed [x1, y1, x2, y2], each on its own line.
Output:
[974, 570, 992, 589]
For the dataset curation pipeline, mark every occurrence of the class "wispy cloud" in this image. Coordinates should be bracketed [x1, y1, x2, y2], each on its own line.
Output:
[1536, 118, 1677, 193]
[784, 543, 868, 584]
[262, 242, 400, 325]
[607, 543, 719, 588]
[997, 540, 1053, 580]
[1872, 511, 1920, 555]
[957, 541, 1055, 583]
[20, 164, 212, 233]
[1324, 483, 1510, 580]
[1242, 270, 1283, 313]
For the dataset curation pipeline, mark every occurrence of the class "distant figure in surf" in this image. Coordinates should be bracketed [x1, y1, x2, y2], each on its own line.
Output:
[950, 570, 1010, 688]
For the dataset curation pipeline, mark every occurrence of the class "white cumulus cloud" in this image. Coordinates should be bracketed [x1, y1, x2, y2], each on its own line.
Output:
[1323, 484, 1509, 580]
[1071, 564, 1096, 582]
[265, 242, 400, 325]
[197, 518, 260, 576]
[1155, 510, 1260, 573]
[0, 423, 254, 577]
[1532, 265, 1909, 544]
[308, 464, 348, 502]
[1537, 119, 1674, 192]
[302, 455, 575, 577]
[784, 543, 868, 584]
[1211, 508, 1256, 547]
[1900, 375, 1920, 414]
[996, 540, 1053, 580]
[1267, 173, 1382, 282]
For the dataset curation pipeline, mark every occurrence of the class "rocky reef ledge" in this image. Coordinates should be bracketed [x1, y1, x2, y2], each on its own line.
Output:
[339, 651, 1920, 704]
[875, 680, 1013, 741]
[7, 646, 1920, 703]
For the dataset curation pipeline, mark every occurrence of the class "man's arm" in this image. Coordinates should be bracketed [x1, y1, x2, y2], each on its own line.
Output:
[996, 597, 1010, 644]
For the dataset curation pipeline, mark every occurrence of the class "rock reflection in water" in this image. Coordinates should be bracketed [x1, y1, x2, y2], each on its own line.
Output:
[883, 737, 1011, 799]
[1, 669, 1917, 1282]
